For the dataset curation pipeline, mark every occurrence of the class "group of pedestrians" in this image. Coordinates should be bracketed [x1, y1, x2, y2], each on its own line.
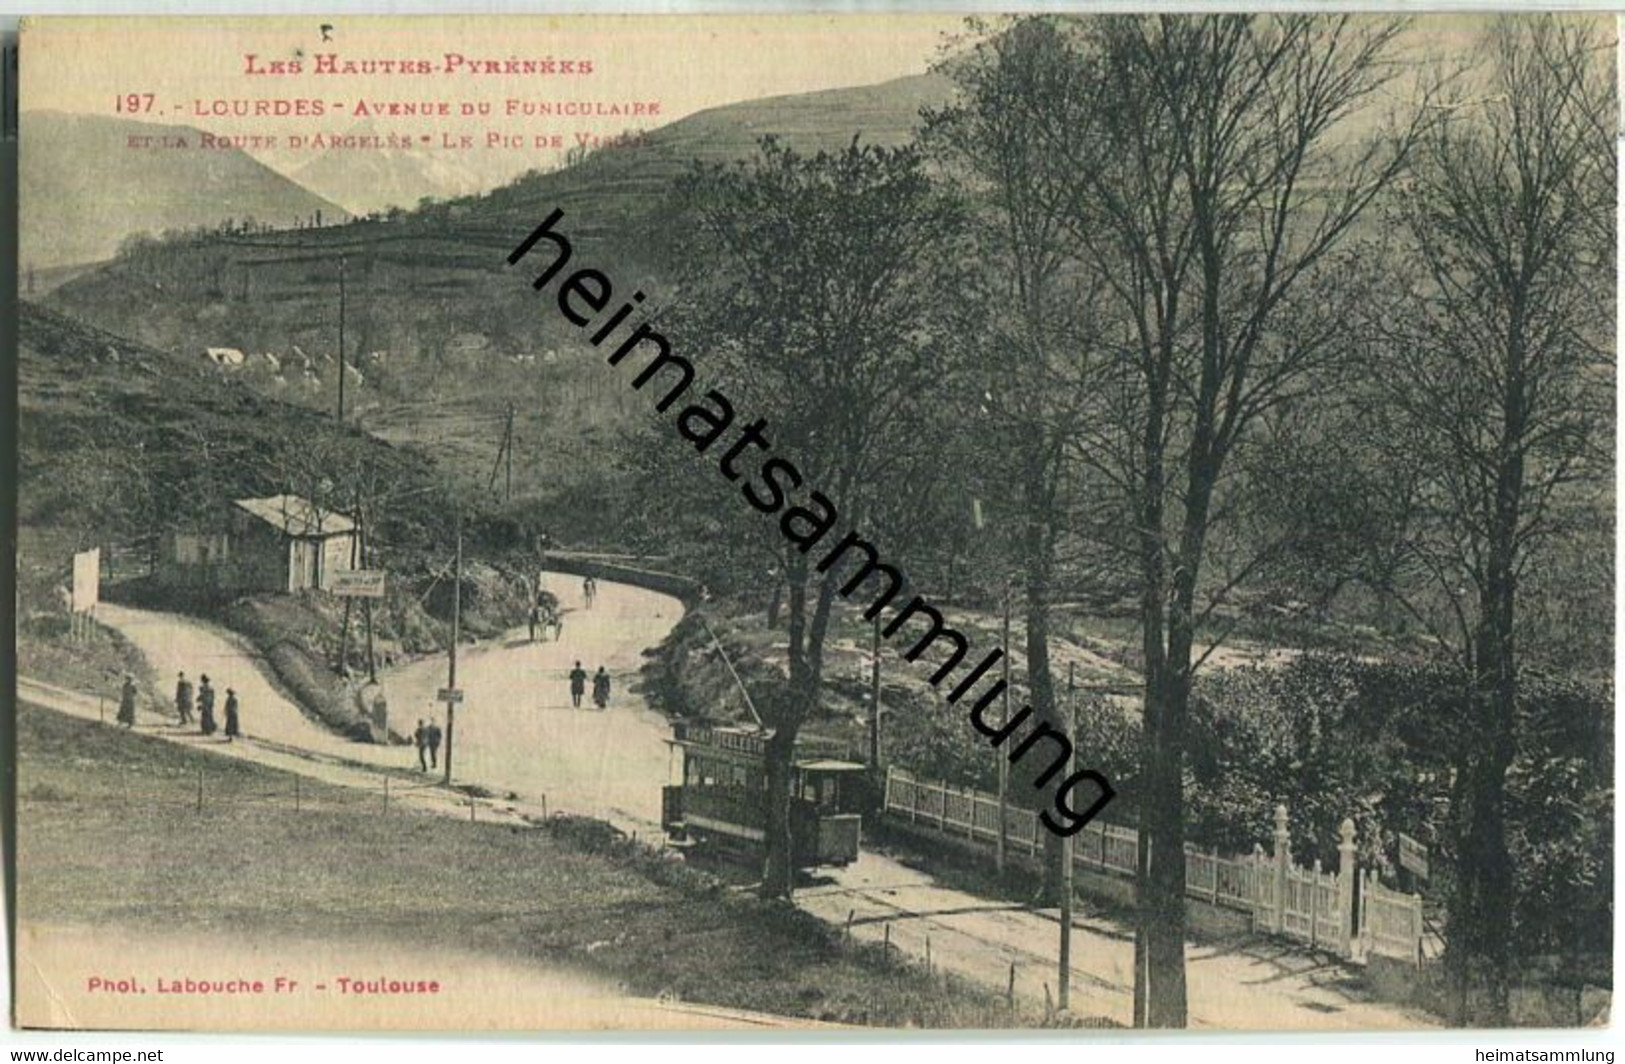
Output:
[567, 660, 612, 710]
[412, 719, 443, 771]
[166, 670, 241, 740]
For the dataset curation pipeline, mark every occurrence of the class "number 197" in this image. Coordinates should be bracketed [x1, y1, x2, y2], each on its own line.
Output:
[115, 93, 156, 114]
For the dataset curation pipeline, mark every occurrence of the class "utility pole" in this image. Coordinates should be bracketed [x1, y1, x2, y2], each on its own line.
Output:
[505, 403, 514, 503]
[361, 494, 376, 682]
[336, 254, 347, 422]
[1059, 660, 1076, 1012]
[338, 484, 358, 678]
[488, 404, 515, 503]
[868, 613, 882, 768]
[443, 512, 462, 786]
[997, 576, 1011, 875]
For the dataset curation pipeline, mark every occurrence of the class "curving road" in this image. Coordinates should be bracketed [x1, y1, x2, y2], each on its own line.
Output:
[93, 573, 682, 833]
[80, 573, 1437, 1030]
[382, 572, 682, 830]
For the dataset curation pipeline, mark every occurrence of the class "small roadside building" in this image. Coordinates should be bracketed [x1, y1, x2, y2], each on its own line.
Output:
[159, 494, 358, 594]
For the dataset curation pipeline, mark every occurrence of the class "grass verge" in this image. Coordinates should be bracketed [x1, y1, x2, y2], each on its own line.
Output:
[16, 701, 1048, 1028]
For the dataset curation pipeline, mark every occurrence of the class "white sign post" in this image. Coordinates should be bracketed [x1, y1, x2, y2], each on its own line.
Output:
[71, 548, 100, 642]
[1398, 832, 1430, 881]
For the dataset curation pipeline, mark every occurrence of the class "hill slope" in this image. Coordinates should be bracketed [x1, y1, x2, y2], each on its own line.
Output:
[20, 111, 347, 269]
[40, 74, 952, 534]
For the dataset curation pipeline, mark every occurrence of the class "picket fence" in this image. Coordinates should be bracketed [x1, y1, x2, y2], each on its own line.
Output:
[883, 767, 1424, 965]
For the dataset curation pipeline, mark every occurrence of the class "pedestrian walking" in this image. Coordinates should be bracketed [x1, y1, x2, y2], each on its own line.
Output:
[528, 603, 540, 643]
[569, 661, 587, 709]
[117, 674, 138, 728]
[198, 674, 217, 736]
[425, 718, 442, 770]
[414, 719, 429, 771]
[582, 575, 594, 608]
[592, 666, 611, 710]
[223, 688, 241, 741]
[174, 671, 194, 725]
[553, 613, 565, 641]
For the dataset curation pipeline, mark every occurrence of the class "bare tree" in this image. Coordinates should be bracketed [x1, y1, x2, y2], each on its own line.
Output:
[925, 16, 1115, 899]
[1049, 14, 1426, 1026]
[1376, 16, 1614, 1023]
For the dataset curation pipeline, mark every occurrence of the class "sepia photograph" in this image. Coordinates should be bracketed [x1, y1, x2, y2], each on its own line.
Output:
[9, 11, 1616, 1035]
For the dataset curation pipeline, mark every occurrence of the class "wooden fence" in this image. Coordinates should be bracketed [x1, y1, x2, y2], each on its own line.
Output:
[883, 767, 1425, 965]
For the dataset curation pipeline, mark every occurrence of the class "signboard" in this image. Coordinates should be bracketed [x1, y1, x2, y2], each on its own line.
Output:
[436, 688, 464, 705]
[1397, 832, 1430, 880]
[329, 570, 387, 598]
[71, 548, 100, 613]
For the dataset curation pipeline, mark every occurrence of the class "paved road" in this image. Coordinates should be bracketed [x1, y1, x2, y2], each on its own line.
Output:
[81, 576, 1439, 1030]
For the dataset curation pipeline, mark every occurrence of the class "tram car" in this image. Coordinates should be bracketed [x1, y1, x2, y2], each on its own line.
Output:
[662, 718, 865, 868]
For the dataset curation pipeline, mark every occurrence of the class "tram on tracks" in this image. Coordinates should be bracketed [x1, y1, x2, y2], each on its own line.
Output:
[661, 718, 865, 869]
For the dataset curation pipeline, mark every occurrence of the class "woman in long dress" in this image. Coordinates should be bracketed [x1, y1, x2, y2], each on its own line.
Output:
[198, 675, 217, 736]
[223, 688, 241, 742]
[116, 675, 137, 728]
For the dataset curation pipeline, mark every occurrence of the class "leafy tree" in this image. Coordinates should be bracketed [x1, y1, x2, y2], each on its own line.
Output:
[670, 137, 975, 897]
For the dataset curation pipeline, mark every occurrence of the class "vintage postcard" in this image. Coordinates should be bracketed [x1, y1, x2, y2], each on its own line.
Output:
[12, 13, 1615, 1032]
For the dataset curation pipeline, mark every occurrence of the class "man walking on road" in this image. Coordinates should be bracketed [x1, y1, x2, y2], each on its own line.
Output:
[569, 661, 587, 709]
[425, 718, 442, 770]
[174, 671, 194, 726]
[414, 719, 429, 771]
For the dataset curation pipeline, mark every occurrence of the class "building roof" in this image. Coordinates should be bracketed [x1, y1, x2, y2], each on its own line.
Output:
[233, 495, 356, 538]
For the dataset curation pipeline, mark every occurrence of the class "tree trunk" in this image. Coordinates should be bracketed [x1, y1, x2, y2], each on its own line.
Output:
[766, 581, 783, 629]
[760, 562, 837, 901]
[761, 720, 801, 899]
[1133, 382, 1171, 1027]
[1017, 432, 1065, 902]
[1451, 538, 1518, 1022]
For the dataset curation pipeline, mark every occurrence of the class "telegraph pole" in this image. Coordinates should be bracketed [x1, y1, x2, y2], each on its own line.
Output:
[1059, 660, 1076, 1012]
[505, 403, 514, 503]
[361, 494, 376, 682]
[489, 404, 516, 503]
[868, 613, 882, 767]
[443, 513, 462, 785]
[997, 577, 1011, 875]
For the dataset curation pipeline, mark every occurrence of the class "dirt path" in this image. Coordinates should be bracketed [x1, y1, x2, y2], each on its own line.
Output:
[87, 572, 680, 834]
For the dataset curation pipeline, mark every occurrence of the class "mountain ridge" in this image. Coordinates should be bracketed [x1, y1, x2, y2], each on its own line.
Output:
[21, 110, 348, 269]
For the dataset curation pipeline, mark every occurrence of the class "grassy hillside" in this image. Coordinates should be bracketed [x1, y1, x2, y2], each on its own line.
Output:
[17, 301, 536, 738]
[17, 701, 1047, 1028]
[42, 75, 952, 543]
